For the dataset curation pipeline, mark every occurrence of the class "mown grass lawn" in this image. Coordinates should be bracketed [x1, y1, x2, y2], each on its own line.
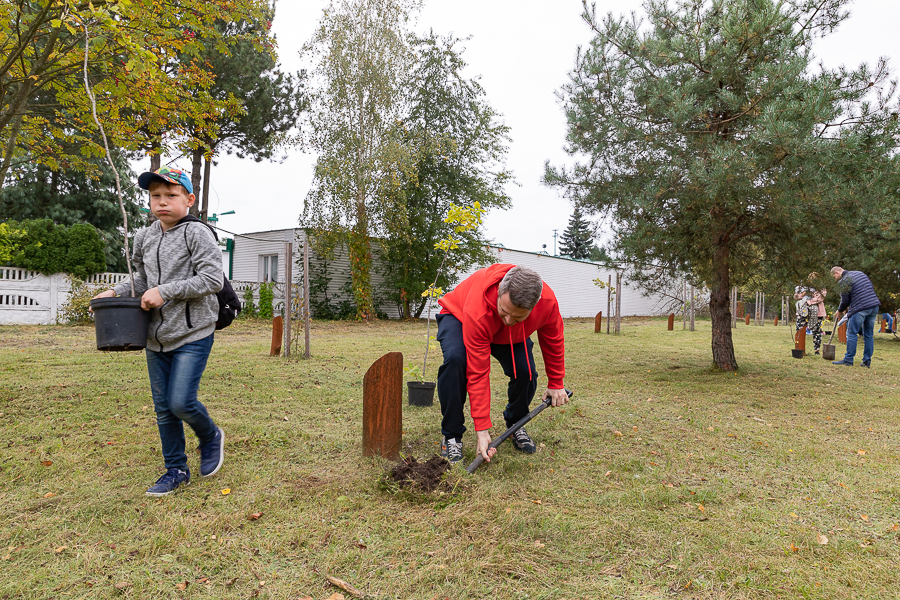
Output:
[2, 316, 900, 600]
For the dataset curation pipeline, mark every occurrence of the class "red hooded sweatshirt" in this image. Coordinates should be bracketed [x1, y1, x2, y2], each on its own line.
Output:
[438, 264, 566, 431]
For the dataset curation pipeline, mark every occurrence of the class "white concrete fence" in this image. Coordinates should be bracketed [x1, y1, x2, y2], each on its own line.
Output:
[0, 267, 290, 325]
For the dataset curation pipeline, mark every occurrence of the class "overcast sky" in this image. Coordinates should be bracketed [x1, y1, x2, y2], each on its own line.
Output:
[155, 0, 900, 254]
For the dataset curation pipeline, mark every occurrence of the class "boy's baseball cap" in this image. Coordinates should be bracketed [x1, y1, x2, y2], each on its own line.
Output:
[137, 166, 193, 194]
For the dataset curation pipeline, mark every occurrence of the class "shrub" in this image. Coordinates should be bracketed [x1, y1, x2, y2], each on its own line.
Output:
[6, 219, 105, 278]
[57, 278, 97, 325]
[258, 282, 274, 320]
[241, 285, 257, 318]
[0, 222, 24, 264]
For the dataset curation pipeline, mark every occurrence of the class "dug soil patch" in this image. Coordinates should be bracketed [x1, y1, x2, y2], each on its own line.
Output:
[389, 455, 450, 492]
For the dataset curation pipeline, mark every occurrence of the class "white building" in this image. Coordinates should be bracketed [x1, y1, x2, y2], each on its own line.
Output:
[228, 229, 680, 318]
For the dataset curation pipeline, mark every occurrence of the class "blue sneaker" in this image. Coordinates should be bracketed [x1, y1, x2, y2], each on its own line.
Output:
[146, 468, 190, 496]
[832, 360, 853, 366]
[199, 427, 224, 477]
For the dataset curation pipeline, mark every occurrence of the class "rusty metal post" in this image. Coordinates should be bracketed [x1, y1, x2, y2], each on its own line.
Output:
[362, 352, 403, 459]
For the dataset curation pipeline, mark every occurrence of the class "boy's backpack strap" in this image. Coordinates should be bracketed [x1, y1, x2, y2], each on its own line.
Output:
[176, 215, 241, 330]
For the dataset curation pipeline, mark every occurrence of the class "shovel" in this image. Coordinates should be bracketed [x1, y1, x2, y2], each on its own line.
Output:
[466, 388, 573, 474]
[822, 312, 840, 361]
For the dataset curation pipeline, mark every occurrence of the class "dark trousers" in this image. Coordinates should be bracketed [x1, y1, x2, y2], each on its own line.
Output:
[436, 313, 538, 441]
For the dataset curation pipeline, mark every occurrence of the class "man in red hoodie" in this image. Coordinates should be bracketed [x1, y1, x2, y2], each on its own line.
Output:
[436, 264, 568, 464]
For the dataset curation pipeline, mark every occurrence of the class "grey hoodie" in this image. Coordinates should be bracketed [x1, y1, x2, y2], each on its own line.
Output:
[114, 220, 223, 352]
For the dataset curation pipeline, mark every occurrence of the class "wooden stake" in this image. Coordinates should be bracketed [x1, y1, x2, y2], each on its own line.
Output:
[606, 275, 611, 334]
[594, 311, 602, 333]
[362, 352, 403, 459]
[668, 313, 674, 330]
[283, 235, 292, 358]
[303, 236, 311, 359]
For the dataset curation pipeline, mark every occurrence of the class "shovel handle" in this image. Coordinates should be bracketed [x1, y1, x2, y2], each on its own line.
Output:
[465, 389, 572, 474]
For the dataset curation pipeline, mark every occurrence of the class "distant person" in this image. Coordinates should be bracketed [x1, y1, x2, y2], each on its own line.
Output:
[803, 275, 827, 354]
[92, 167, 225, 495]
[793, 286, 811, 336]
[435, 265, 568, 464]
[883, 311, 894, 334]
[830, 266, 880, 368]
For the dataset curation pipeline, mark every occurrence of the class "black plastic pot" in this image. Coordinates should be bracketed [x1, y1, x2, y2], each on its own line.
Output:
[90, 296, 151, 351]
[791, 349, 804, 359]
[407, 381, 436, 407]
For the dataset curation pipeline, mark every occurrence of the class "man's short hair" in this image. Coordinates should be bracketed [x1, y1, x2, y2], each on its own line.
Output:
[830, 266, 843, 275]
[498, 266, 542, 309]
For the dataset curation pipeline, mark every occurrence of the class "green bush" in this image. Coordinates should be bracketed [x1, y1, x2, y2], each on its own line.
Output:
[258, 282, 274, 320]
[57, 278, 97, 325]
[241, 285, 257, 318]
[5, 219, 106, 278]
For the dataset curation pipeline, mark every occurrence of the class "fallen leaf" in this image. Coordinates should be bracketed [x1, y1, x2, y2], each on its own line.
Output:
[697, 504, 705, 512]
[356, 540, 367, 549]
[534, 541, 545, 548]
[605, 470, 612, 477]
[708, 426, 714, 431]
[633, 426, 638, 432]
[258, 581, 266, 587]
[248, 512, 263, 520]
[789, 512, 799, 519]
[41, 461, 53, 467]
[891, 523, 899, 531]
[225, 578, 237, 586]
[532, 499, 542, 505]
[43, 492, 56, 498]
[176, 582, 188, 590]
[857, 449, 867, 456]
[861, 515, 869, 522]
[816, 534, 828, 545]
[326, 595, 345, 600]
[425, 551, 436, 556]
[613, 431, 623, 437]
[54, 546, 67, 553]
[196, 577, 209, 584]
[505, 508, 511, 513]
[114, 582, 132, 590]
[220, 488, 231, 495]
[789, 543, 799, 552]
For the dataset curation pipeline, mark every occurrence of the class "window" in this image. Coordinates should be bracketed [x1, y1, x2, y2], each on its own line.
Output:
[261, 254, 279, 282]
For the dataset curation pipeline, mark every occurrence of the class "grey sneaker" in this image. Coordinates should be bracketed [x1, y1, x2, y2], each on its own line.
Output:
[440, 437, 463, 464]
[146, 468, 190, 496]
[511, 427, 536, 454]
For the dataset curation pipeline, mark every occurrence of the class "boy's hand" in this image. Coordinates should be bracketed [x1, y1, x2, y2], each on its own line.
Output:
[88, 290, 116, 313]
[141, 287, 165, 310]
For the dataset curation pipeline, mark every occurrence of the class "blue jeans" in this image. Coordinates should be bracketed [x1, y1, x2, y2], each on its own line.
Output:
[844, 306, 878, 364]
[884, 313, 894, 331]
[146, 334, 217, 470]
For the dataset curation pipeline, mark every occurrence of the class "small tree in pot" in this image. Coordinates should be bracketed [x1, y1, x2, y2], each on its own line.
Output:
[406, 202, 484, 406]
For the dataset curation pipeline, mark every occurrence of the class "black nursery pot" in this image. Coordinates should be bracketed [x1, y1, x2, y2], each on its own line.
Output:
[90, 296, 151, 351]
[791, 348, 804, 359]
[407, 381, 436, 407]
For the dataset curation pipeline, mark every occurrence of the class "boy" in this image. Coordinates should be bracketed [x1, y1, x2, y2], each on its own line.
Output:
[93, 166, 225, 496]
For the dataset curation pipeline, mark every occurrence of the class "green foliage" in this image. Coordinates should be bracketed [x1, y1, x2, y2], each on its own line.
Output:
[258, 282, 275, 320]
[559, 207, 595, 260]
[377, 32, 510, 319]
[0, 146, 142, 272]
[57, 278, 96, 325]
[0, 222, 24, 264]
[6, 219, 105, 278]
[241, 285, 258, 318]
[302, 0, 422, 321]
[546, 0, 900, 370]
[307, 252, 357, 320]
[0, 1, 272, 190]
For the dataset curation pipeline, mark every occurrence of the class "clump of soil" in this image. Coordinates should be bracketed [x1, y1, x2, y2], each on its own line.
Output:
[389, 455, 450, 492]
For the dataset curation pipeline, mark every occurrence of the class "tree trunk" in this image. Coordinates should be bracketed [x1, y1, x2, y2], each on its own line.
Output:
[349, 203, 375, 321]
[189, 148, 202, 217]
[709, 243, 738, 370]
[201, 154, 212, 222]
[150, 141, 161, 171]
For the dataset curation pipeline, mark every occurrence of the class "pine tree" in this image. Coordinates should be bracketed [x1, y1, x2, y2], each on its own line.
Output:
[558, 207, 594, 259]
[545, 0, 900, 370]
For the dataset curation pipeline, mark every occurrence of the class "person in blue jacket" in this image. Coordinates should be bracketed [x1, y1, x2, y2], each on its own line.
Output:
[830, 266, 880, 368]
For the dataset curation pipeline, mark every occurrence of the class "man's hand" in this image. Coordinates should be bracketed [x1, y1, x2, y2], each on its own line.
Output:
[141, 287, 165, 310]
[475, 430, 497, 463]
[88, 289, 116, 313]
[543, 388, 569, 407]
